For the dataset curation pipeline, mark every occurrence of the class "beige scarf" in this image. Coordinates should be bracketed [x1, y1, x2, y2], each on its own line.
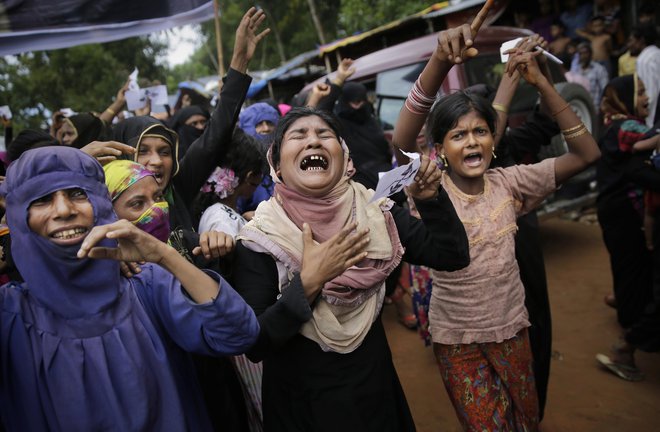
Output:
[239, 169, 403, 353]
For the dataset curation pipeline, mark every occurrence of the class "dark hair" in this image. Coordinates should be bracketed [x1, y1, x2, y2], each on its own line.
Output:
[192, 128, 266, 223]
[551, 18, 566, 29]
[7, 129, 59, 162]
[577, 41, 593, 53]
[427, 91, 496, 145]
[630, 24, 657, 46]
[270, 107, 342, 168]
[225, 128, 267, 182]
[590, 15, 605, 23]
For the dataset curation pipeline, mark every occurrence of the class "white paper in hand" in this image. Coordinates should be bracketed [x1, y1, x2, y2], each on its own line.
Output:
[128, 68, 140, 91]
[125, 89, 148, 111]
[500, 37, 563, 64]
[500, 37, 523, 63]
[144, 85, 168, 105]
[370, 158, 421, 203]
[0, 105, 11, 120]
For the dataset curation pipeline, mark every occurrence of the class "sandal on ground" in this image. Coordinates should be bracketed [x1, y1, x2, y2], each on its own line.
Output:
[398, 314, 418, 330]
[390, 285, 418, 330]
[596, 353, 644, 382]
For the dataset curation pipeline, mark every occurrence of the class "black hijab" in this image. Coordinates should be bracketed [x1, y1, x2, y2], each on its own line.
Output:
[7, 129, 59, 163]
[168, 106, 210, 159]
[67, 113, 108, 149]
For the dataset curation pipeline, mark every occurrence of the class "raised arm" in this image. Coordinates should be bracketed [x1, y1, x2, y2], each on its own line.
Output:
[99, 79, 129, 124]
[312, 58, 356, 112]
[505, 50, 600, 185]
[392, 0, 493, 152]
[492, 34, 555, 147]
[175, 7, 270, 205]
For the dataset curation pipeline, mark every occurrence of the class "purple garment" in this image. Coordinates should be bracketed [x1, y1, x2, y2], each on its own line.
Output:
[0, 147, 259, 431]
[238, 102, 279, 139]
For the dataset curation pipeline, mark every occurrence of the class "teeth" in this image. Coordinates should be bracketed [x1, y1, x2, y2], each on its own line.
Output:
[300, 154, 329, 170]
[52, 228, 86, 239]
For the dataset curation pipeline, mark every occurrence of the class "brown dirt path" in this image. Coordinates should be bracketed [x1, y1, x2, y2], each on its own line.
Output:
[383, 217, 660, 431]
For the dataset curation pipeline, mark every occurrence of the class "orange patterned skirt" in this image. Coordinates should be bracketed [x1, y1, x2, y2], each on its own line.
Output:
[433, 329, 539, 431]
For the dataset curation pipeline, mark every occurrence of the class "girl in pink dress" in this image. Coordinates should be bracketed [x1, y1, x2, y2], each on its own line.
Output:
[391, 4, 601, 429]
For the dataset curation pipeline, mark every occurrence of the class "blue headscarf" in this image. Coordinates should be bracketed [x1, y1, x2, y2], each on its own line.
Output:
[0, 146, 120, 318]
[238, 102, 280, 142]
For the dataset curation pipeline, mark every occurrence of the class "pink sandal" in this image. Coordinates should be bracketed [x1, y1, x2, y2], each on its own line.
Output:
[390, 284, 418, 330]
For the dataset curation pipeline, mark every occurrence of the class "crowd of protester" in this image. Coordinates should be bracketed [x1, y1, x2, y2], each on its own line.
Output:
[0, 1, 658, 431]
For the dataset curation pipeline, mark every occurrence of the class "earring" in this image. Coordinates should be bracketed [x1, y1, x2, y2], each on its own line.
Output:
[492, 147, 497, 159]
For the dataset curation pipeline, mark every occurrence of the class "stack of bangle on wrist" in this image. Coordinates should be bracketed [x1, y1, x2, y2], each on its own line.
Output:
[405, 77, 436, 115]
[492, 103, 508, 114]
[561, 123, 588, 139]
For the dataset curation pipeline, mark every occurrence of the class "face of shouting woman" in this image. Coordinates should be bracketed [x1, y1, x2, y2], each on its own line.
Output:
[277, 115, 345, 197]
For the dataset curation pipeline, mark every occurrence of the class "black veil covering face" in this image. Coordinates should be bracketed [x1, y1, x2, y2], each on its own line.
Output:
[169, 106, 210, 159]
[336, 82, 372, 124]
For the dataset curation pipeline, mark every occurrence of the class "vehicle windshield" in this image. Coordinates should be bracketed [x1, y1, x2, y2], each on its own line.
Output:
[375, 54, 559, 129]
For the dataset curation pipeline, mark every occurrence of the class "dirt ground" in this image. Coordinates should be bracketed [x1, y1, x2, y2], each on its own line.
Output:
[382, 216, 660, 432]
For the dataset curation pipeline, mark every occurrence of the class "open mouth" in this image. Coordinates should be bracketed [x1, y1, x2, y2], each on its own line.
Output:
[151, 172, 164, 184]
[50, 227, 88, 243]
[300, 154, 329, 171]
[464, 152, 483, 168]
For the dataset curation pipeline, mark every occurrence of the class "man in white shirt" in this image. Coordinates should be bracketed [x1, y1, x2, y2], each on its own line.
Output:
[629, 25, 660, 127]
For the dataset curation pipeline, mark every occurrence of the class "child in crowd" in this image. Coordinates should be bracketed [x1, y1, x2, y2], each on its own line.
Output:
[549, 19, 571, 59]
[197, 128, 266, 234]
[576, 15, 613, 75]
[237, 102, 281, 217]
[195, 130, 267, 431]
[632, 131, 660, 251]
[392, 1, 600, 428]
[596, 74, 658, 334]
[0, 147, 259, 431]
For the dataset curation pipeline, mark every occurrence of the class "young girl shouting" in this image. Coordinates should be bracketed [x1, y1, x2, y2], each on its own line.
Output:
[392, 5, 601, 429]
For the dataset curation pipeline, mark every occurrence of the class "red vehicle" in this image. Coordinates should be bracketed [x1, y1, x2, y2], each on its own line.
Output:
[303, 26, 598, 217]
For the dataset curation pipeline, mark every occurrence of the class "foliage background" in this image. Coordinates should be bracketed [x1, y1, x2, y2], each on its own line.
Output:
[1, 0, 431, 131]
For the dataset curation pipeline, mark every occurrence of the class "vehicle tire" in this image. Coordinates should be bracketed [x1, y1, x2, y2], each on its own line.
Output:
[537, 82, 598, 161]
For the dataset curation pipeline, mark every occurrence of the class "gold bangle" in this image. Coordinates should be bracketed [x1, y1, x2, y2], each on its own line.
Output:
[564, 128, 589, 139]
[552, 104, 570, 117]
[561, 123, 584, 134]
[105, 107, 116, 116]
[492, 103, 508, 114]
[562, 125, 586, 138]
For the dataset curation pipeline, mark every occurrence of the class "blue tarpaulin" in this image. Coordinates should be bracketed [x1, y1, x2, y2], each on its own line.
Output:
[246, 49, 320, 98]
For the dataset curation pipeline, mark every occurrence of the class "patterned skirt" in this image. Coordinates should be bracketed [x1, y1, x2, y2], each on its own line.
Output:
[433, 329, 539, 431]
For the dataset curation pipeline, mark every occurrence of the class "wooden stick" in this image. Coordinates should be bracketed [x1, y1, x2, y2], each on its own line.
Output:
[213, 0, 225, 91]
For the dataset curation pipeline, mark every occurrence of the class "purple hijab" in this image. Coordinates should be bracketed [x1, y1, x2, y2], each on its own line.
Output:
[0, 146, 258, 430]
[1, 146, 120, 318]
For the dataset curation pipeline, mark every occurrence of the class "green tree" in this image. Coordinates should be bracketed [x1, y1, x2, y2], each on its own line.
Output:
[338, 0, 429, 36]
[0, 36, 167, 130]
